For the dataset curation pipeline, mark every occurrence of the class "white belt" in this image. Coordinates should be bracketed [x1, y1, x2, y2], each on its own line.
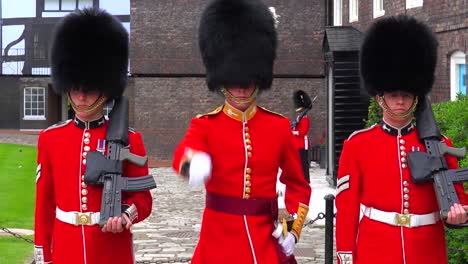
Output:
[363, 206, 440, 228]
[56, 207, 100, 226]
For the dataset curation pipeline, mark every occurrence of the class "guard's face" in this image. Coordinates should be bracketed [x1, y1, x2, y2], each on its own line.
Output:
[69, 89, 106, 121]
[225, 85, 256, 111]
[381, 91, 415, 114]
[226, 86, 256, 98]
[69, 89, 101, 107]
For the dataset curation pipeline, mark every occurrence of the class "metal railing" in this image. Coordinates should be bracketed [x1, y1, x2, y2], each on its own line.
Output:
[1, 48, 50, 75]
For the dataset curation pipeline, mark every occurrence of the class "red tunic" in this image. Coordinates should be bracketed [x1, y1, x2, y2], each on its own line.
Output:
[335, 121, 467, 264]
[34, 117, 153, 264]
[173, 102, 311, 264]
[292, 116, 310, 150]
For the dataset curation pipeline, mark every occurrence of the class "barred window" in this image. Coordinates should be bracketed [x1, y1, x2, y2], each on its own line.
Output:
[24, 87, 46, 120]
[44, 0, 92, 11]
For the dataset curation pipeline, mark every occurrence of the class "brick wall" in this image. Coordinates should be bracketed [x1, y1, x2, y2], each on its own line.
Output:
[129, 77, 325, 163]
[131, 0, 325, 76]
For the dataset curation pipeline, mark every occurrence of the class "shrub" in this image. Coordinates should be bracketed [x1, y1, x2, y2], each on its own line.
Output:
[365, 97, 382, 127]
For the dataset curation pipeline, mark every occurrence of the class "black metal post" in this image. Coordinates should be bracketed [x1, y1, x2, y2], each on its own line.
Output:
[324, 194, 335, 264]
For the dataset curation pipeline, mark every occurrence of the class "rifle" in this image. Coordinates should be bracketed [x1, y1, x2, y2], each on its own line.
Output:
[407, 96, 468, 227]
[291, 95, 317, 130]
[84, 96, 157, 228]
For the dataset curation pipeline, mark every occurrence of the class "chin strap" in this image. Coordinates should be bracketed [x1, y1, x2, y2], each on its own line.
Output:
[68, 93, 108, 115]
[377, 95, 418, 120]
[220, 87, 258, 105]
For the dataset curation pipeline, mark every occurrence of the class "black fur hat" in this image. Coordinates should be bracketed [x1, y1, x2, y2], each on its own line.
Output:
[360, 15, 438, 97]
[293, 90, 312, 112]
[50, 8, 129, 98]
[198, 0, 277, 91]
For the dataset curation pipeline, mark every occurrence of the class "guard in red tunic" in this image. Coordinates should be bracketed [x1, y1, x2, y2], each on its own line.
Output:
[335, 15, 468, 264]
[292, 90, 312, 183]
[172, 0, 311, 263]
[34, 8, 153, 264]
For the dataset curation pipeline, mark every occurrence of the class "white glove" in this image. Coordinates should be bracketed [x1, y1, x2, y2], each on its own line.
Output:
[278, 232, 296, 256]
[188, 152, 212, 186]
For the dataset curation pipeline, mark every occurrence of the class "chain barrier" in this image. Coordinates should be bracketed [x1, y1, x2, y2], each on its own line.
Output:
[0, 226, 34, 243]
[304, 212, 326, 227]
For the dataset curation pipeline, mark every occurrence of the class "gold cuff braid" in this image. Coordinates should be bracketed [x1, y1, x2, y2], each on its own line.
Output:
[291, 203, 309, 242]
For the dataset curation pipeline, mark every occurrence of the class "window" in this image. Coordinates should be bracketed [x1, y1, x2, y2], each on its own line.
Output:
[349, 0, 359, 22]
[24, 87, 46, 120]
[373, 0, 385, 18]
[334, 0, 343, 26]
[450, 51, 466, 100]
[406, 0, 423, 9]
[44, 0, 92, 11]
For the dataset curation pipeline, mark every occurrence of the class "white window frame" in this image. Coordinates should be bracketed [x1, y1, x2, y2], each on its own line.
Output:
[406, 0, 423, 9]
[334, 0, 343, 26]
[450, 51, 466, 101]
[349, 0, 359, 23]
[24, 87, 46, 120]
[373, 0, 385, 18]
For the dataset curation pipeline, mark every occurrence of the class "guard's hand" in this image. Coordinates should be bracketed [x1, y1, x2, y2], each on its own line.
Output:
[189, 152, 212, 186]
[278, 232, 296, 256]
[292, 131, 299, 135]
[446, 203, 468, 225]
[101, 214, 132, 233]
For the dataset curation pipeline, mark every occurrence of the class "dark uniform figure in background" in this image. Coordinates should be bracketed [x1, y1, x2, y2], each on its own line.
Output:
[335, 15, 468, 264]
[34, 8, 153, 264]
[172, 0, 311, 263]
[292, 90, 312, 183]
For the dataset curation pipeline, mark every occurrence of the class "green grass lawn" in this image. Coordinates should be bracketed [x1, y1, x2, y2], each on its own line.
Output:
[0, 236, 34, 264]
[0, 143, 37, 263]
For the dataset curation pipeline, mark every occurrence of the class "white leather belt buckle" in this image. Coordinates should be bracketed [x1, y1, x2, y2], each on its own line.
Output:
[56, 207, 100, 226]
[363, 205, 439, 228]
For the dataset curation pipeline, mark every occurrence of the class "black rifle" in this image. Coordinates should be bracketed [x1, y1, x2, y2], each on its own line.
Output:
[408, 97, 468, 227]
[84, 97, 157, 228]
[291, 96, 317, 130]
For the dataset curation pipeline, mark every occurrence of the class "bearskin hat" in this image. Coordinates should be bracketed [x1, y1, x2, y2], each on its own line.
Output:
[198, 0, 277, 91]
[293, 90, 312, 112]
[50, 8, 129, 98]
[360, 15, 438, 97]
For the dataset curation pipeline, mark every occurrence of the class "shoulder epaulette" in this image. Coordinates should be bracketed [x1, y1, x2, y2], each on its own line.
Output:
[128, 127, 136, 134]
[196, 105, 223, 118]
[43, 119, 72, 132]
[258, 106, 286, 118]
[347, 124, 377, 140]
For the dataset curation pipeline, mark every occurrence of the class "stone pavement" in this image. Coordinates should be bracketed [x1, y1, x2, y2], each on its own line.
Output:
[133, 167, 337, 264]
[0, 130, 39, 146]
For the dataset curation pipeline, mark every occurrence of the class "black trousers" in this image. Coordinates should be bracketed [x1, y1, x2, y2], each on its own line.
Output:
[298, 149, 310, 183]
